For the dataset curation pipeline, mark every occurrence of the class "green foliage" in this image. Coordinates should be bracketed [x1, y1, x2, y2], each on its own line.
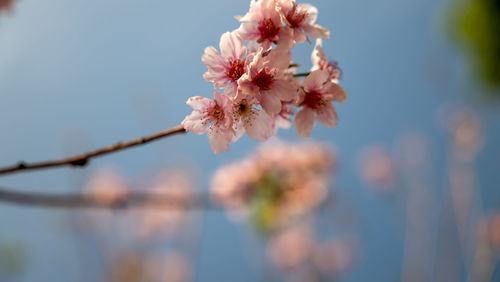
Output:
[0, 243, 25, 279]
[249, 171, 285, 234]
[452, 0, 500, 94]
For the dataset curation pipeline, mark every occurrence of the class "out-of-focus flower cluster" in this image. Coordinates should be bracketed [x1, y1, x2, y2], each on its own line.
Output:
[267, 224, 355, 280]
[211, 141, 336, 231]
[0, 0, 15, 13]
[357, 145, 397, 192]
[182, 0, 347, 154]
[73, 168, 200, 282]
[82, 168, 196, 239]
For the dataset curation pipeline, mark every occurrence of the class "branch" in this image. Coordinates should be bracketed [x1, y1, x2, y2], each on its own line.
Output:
[0, 124, 186, 176]
[0, 187, 218, 210]
[293, 72, 310, 77]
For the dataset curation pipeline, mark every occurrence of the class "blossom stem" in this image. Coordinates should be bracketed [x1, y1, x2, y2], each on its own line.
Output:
[293, 72, 311, 77]
[0, 186, 219, 210]
[288, 63, 300, 68]
[0, 124, 186, 176]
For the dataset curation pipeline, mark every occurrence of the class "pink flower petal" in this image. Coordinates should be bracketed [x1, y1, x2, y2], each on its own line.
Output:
[301, 3, 318, 25]
[220, 32, 246, 61]
[186, 96, 213, 110]
[207, 126, 231, 154]
[324, 83, 349, 103]
[295, 107, 315, 137]
[302, 24, 330, 39]
[237, 22, 260, 42]
[311, 39, 326, 70]
[265, 44, 292, 70]
[232, 120, 246, 142]
[182, 110, 208, 134]
[259, 90, 283, 115]
[293, 27, 308, 44]
[245, 110, 273, 141]
[316, 103, 338, 128]
[202, 46, 226, 71]
[277, 26, 295, 50]
[303, 70, 329, 92]
[270, 79, 298, 101]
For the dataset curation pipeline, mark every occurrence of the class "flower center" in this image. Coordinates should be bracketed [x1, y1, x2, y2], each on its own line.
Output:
[207, 103, 225, 125]
[302, 90, 325, 109]
[235, 99, 252, 117]
[254, 70, 274, 90]
[258, 18, 280, 42]
[286, 5, 308, 28]
[226, 59, 246, 82]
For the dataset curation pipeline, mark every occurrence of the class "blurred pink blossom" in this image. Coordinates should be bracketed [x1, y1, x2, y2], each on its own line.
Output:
[135, 171, 195, 239]
[313, 240, 354, 276]
[357, 146, 397, 191]
[0, 0, 15, 13]
[211, 142, 335, 228]
[267, 225, 314, 270]
[85, 168, 129, 206]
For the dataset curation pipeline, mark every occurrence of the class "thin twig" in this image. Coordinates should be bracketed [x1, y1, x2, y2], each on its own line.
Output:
[293, 72, 310, 77]
[0, 187, 219, 210]
[0, 124, 186, 176]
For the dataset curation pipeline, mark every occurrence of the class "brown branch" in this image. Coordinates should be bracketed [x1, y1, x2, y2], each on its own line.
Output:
[0, 124, 186, 176]
[0, 187, 219, 210]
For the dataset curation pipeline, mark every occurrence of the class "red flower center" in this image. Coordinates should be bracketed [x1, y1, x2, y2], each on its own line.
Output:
[302, 91, 324, 109]
[254, 70, 274, 90]
[226, 59, 246, 82]
[207, 103, 225, 126]
[258, 18, 280, 42]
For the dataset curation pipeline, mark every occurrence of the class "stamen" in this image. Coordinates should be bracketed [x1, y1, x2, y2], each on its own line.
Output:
[258, 18, 280, 42]
[226, 59, 246, 82]
[254, 70, 274, 90]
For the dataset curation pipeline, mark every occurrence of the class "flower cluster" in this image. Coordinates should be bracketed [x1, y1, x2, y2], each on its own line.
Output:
[267, 224, 354, 278]
[83, 168, 196, 239]
[182, 0, 347, 154]
[0, 0, 15, 13]
[211, 141, 336, 231]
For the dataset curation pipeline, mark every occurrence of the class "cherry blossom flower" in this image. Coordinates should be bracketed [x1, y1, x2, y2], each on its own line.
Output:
[183, 0, 346, 153]
[237, 0, 294, 50]
[295, 69, 347, 137]
[231, 95, 274, 142]
[272, 101, 294, 134]
[311, 39, 342, 83]
[238, 46, 299, 115]
[182, 91, 234, 154]
[278, 0, 330, 43]
[202, 31, 247, 96]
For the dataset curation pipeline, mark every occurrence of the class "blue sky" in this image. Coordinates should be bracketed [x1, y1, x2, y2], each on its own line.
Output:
[1, 0, 500, 281]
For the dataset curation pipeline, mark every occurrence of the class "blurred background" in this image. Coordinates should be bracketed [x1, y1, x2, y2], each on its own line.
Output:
[1, 0, 500, 281]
